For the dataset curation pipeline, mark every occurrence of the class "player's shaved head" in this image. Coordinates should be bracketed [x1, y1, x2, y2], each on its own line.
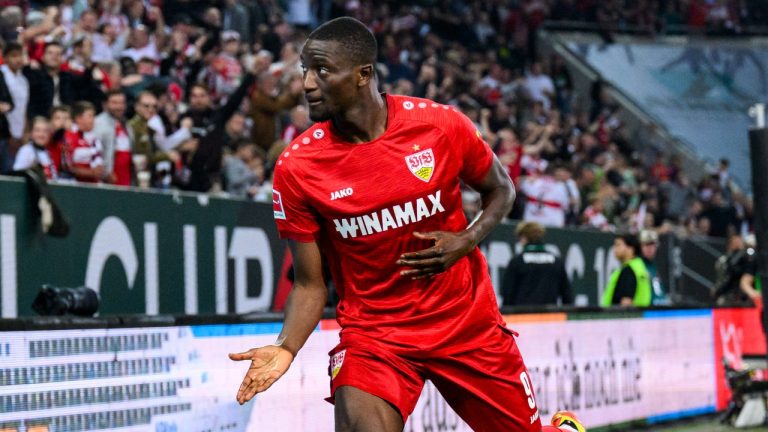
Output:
[307, 17, 377, 66]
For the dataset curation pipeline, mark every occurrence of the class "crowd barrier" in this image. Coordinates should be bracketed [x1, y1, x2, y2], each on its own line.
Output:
[0, 306, 763, 431]
[0, 177, 722, 318]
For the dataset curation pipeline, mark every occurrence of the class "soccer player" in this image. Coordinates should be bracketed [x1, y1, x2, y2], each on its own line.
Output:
[230, 17, 542, 431]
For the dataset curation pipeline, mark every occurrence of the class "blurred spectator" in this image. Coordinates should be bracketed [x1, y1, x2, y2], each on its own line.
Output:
[159, 26, 205, 95]
[281, 105, 311, 143]
[494, 128, 525, 186]
[520, 164, 570, 227]
[582, 195, 611, 230]
[0, 6, 23, 43]
[461, 189, 482, 224]
[550, 54, 573, 114]
[554, 164, 580, 225]
[202, 30, 244, 103]
[660, 173, 695, 224]
[701, 191, 738, 238]
[12, 116, 57, 179]
[92, 21, 129, 63]
[148, 96, 194, 155]
[502, 221, 573, 306]
[601, 233, 652, 307]
[249, 69, 303, 151]
[222, 0, 251, 44]
[716, 157, 732, 201]
[1, 42, 29, 146]
[523, 61, 554, 110]
[47, 105, 71, 175]
[64, 35, 93, 76]
[639, 229, 669, 305]
[127, 91, 173, 185]
[649, 153, 671, 183]
[0, 45, 14, 173]
[519, 123, 555, 175]
[24, 41, 98, 120]
[93, 89, 130, 185]
[99, 0, 130, 35]
[123, 22, 162, 62]
[222, 140, 268, 199]
[221, 111, 248, 153]
[271, 42, 301, 82]
[185, 60, 258, 191]
[62, 101, 106, 183]
[120, 57, 167, 99]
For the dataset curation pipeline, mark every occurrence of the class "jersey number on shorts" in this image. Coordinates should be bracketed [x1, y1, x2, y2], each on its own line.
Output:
[520, 371, 536, 410]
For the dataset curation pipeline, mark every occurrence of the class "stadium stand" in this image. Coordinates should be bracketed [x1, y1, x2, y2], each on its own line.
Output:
[0, 0, 760, 240]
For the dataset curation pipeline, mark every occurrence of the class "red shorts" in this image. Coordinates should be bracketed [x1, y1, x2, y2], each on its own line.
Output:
[326, 324, 542, 431]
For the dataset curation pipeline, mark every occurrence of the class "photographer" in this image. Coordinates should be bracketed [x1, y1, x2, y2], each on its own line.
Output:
[714, 234, 760, 306]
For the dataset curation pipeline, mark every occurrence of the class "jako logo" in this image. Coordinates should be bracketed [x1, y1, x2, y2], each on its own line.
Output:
[331, 187, 353, 201]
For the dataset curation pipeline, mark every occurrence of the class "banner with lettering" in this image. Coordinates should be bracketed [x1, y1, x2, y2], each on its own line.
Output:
[0, 177, 621, 317]
[509, 310, 716, 427]
[712, 307, 768, 410]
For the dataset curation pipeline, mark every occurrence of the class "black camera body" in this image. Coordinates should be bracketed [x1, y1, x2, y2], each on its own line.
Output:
[32, 285, 100, 317]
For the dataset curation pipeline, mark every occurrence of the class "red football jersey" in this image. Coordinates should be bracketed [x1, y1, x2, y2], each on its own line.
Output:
[63, 128, 104, 183]
[273, 94, 505, 355]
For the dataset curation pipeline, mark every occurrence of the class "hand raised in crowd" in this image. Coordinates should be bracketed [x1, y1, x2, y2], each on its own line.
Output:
[252, 53, 272, 75]
[288, 75, 304, 95]
[396, 231, 477, 279]
[229, 345, 295, 404]
[0, 103, 11, 114]
[180, 117, 194, 130]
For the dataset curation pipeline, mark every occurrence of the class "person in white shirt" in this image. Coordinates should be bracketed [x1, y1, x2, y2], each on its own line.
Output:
[93, 89, 129, 183]
[554, 165, 581, 225]
[524, 62, 555, 110]
[91, 22, 130, 63]
[520, 165, 570, 227]
[582, 195, 611, 231]
[13, 117, 57, 179]
[122, 25, 160, 62]
[0, 42, 29, 142]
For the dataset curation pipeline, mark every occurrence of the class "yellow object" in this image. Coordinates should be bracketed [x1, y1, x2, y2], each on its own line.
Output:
[551, 410, 586, 432]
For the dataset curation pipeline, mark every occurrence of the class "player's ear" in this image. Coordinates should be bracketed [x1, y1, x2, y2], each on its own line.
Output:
[358, 64, 374, 87]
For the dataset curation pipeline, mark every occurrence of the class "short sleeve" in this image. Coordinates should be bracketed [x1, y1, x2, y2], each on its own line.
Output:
[450, 111, 494, 185]
[12, 145, 35, 171]
[272, 161, 321, 242]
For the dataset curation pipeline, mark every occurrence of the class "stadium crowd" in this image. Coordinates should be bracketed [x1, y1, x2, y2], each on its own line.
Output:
[0, 0, 756, 238]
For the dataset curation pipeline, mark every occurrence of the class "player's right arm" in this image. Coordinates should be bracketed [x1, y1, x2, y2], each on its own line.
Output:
[229, 240, 328, 404]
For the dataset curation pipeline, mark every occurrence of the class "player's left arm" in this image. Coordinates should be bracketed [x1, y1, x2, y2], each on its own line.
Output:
[397, 156, 515, 279]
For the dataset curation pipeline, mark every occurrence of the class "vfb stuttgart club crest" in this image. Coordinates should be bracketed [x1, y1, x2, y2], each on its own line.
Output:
[331, 349, 346, 379]
[405, 148, 435, 182]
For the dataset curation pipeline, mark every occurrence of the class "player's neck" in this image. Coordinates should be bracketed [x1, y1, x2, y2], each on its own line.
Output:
[331, 92, 388, 144]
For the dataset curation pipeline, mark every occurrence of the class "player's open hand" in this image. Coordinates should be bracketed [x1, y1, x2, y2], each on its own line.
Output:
[396, 231, 476, 279]
[229, 345, 295, 404]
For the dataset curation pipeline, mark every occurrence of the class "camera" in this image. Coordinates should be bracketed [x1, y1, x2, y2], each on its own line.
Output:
[31, 285, 100, 317]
